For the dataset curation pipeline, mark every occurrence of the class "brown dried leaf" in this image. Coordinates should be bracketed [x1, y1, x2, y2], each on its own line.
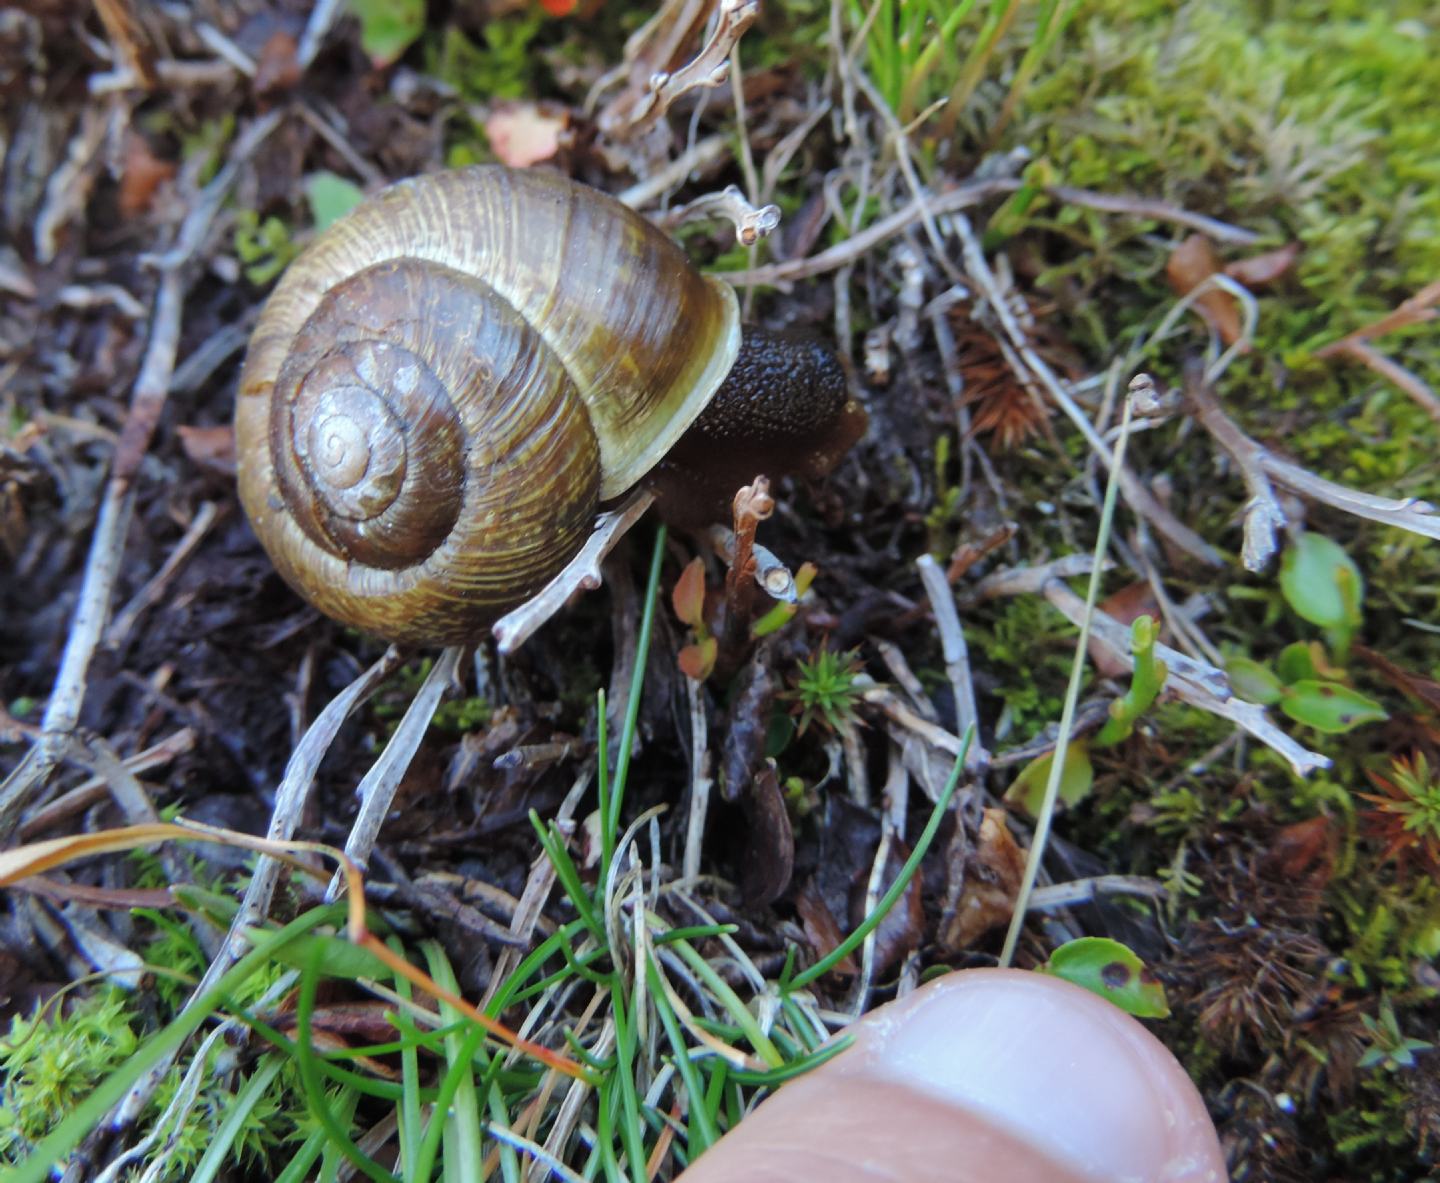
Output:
[1353, 644, 1440, 717]
[740, 763, 793, 908]
[177, 424, 236, 477]
[252, 29, 301, 98]
[720, 653, 775, 804]
[118, 131, 176, 218]
[1263, 816, 1335, 886]
[1223, 242, 1301, 288]
[672, 556, 707, 628]
[0, 823, 191, 885]
[677, 637, 717, 681]
[8, 876, 176, 910]
[1166, 233, 1245, 347]
[939, 808, 1025, 952]
[795, 877, 857, 976]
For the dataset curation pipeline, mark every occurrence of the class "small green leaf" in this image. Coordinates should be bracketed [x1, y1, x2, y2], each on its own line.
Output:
[1279, 679, 1387, 734]
[306, 171, 365, 231]
[350, 0, 425, 66]
[1280, 532, 1363, 632]
[1227, 656, 1284, 705]
[1276, 641, 1320, 685]
[1004, 739, 1093, 817]
[1093, 616, 1167, 748]
[1041, 937, 1170, 1018]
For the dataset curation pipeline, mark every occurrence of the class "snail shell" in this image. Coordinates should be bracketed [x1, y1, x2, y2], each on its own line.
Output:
[235, 166, 741, 645]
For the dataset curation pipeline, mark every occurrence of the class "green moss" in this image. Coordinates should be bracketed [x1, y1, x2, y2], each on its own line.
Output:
[0, 991, 140, 1161]
[970, 596, 1073, 733]
[976, 1, 1440, 499]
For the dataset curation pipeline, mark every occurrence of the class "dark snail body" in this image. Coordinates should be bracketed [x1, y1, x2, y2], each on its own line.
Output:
[649, 325, 866, 526]
[235, 165, 863, 645]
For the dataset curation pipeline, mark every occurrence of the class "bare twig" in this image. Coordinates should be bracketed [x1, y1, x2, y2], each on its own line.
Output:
[915, 554, 989, 773]
[297, 0, 345, 68]
[1043, 574, 1329, 777]
[89, 58, 237, 94]
[682, 676, 711, 884]
[1319, 339, 1440, 426]
[492, 489, 657, 654]
[1314, 279, 1440, 356]
[600, 0, 760, 140]
[328, 645, 463, 894]
[705, 524, 796, 602]
[17, 728, 195, 839]
[652, 184, 780, 246]
[1047, 186, 1263, 245]
[1027, 875, 1167, 910]
[34, 106, 108, 263]
[723, 478, 774, 631]
[716, 180, 1261, 287]
[105, 501, 219, 646]
[193, 21, 256, 76]
[1186, 367, 1440, 543]
[1182, 365, 1288, 570]
[948, 212, 1225, 567]
[93, 0, 157, 88]
[615, 135, 731, 208]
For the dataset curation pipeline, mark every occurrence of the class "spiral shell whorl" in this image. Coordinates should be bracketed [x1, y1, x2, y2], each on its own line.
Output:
[236, 165, 741, 644]
[242, 257, 603, 643]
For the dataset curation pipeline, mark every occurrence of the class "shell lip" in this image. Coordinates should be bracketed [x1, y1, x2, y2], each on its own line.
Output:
[595, 273, 742, 501]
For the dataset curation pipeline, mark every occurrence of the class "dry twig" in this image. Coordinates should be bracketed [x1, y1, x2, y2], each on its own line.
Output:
[1185, 364, 1440, 546]
[652, 184, 780, 245]
[915, 554, 989, 773]
[975, 556, 1330, 777]
[598, 0, 760, 141]
[492, 489, 657, 653]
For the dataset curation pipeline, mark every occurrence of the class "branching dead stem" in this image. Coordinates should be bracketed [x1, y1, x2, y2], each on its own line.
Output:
[652, 184, 780, 245]
[597, 0, 759, 142]
[116, 644, 403, 1124]
[717, 181, 1260, 287]
[974, 556, 1331, 777]
[1185, 365, 1440, 546]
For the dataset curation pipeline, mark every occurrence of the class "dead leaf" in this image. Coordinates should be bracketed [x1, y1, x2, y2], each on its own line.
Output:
[1166, 233, 1246, 348]
[1223, 242, 1300, 288]
[8, 876, 177, 910]
[118, 131, 176, 218]
[1354, 644, 1440, 717]
[677, 637, 717, 681]
[720, 653, 776, 804]
[483, 103, 566, 168]
[178, 424, 236, 477]
[795, 877, 856, 976]
[0, 823, 190, 885]
[939, 808, 1025, 952]
[1263, 816, 1335, 886]
[740, 763, 793, 908]
[252, 29, 301, 97]
[672, 556, 708, 628]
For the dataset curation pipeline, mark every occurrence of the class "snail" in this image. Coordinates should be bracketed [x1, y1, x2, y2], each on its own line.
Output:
[235, 165, 866, 646]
